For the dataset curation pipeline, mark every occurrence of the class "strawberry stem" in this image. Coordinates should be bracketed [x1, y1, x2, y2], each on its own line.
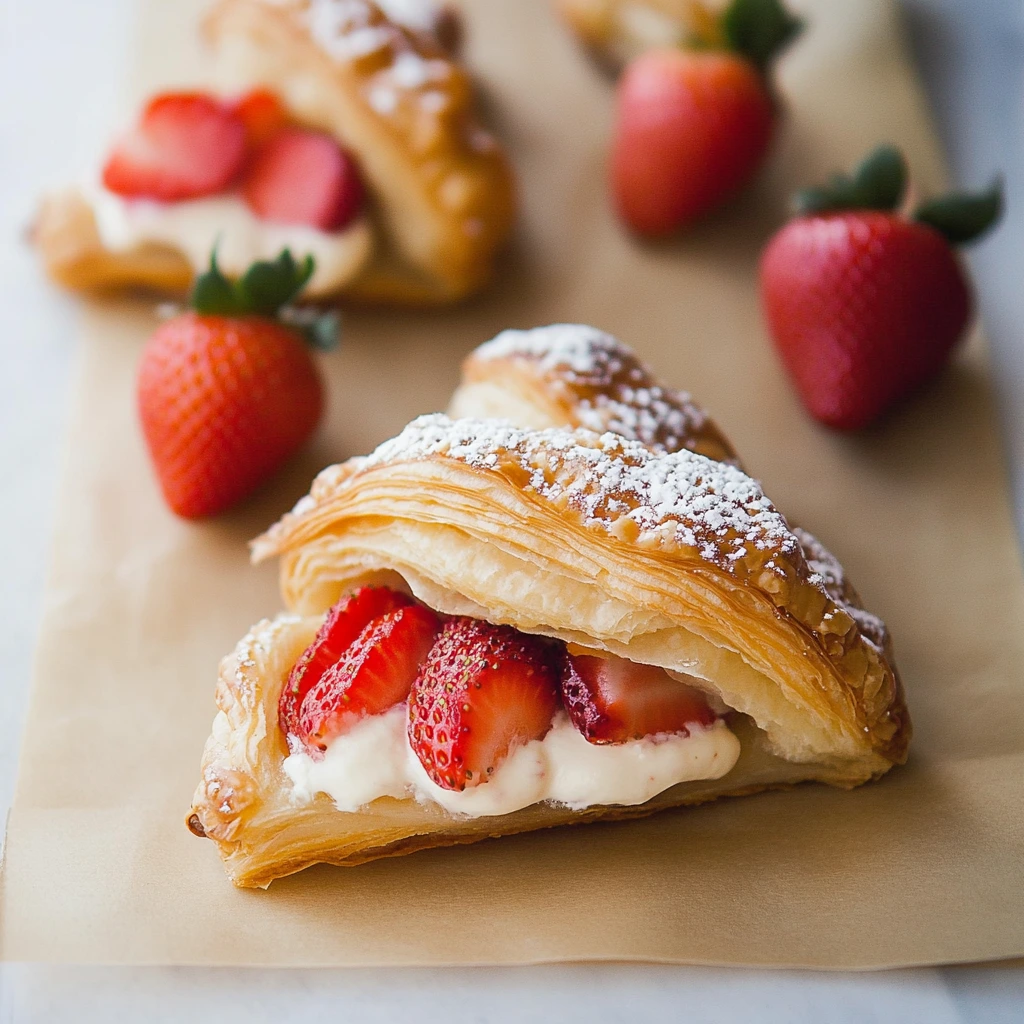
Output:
[913, 178, 1003, 246]
[721, 0, 803, 71]
[793, 144, 908, 216]
[189, 248, 340, 349]
[191, 247, 314, 316]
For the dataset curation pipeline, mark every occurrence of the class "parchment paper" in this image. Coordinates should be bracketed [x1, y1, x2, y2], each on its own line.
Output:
[2, 0, 1023, 968]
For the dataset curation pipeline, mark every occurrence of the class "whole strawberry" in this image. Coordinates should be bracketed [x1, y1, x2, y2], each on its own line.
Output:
[760, 146, 1002, 429]
[138, 249, 337, 518]
[611, 0, 802, 235]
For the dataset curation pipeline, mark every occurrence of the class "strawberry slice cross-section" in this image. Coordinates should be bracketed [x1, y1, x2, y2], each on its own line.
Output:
[278, 586, 414, 741]
[408, 618, 562, 791]
[241, 127, 365, 231]
[102, 91, 248, 202]
[560, 653, 717, 744]
[298, 603, 442, 754]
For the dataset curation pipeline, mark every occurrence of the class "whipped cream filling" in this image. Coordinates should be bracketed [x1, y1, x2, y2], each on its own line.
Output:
[90, 189, 374, 293]
[283, 706, 740, 818]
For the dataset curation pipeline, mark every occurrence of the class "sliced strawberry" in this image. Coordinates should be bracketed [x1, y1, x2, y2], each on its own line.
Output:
[408, 618, 561, 791]
[299, 604, 442, 753]
[230, 88, 288, 148]
[102, 92, 247, 201]
[231, 89, 287, 148]
[560, 653, 716, 743]
[241, 127, 364, 231]
[278, 586, 413, 739]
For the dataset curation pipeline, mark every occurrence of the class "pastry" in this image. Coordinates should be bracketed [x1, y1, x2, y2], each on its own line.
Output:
[451, 323, 891, 705]
[33, 0, 515, 305]
[188, 404, 909, 887]
[557, 0, 709, 70]
[450, 323, 738, 463]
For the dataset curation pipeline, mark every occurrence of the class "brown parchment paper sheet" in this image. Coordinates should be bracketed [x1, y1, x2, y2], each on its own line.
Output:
[2, 0, 1023, 969]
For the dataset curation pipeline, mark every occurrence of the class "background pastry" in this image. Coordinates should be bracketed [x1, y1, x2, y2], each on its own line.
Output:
[450, 322, 738, 463]
[33, 0, 515, 304]
[556, 0, 714, 70]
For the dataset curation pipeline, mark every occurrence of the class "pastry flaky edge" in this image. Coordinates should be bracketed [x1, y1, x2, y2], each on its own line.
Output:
[188, 410, 909, 887]
[32, 0, 515, 305]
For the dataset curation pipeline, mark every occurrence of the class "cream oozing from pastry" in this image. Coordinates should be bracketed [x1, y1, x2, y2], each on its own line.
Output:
[282, 706, 739, 817]
[90, 189, 374, 292]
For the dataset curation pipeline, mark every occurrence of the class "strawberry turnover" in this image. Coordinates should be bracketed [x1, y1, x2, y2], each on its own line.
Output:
[280, 586, 738, 816]
[94, 88, 373, 296]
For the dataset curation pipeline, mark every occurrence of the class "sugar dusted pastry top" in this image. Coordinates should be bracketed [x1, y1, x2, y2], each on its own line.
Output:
[452, 324, 737, 463]
[255, 413, 908, 770]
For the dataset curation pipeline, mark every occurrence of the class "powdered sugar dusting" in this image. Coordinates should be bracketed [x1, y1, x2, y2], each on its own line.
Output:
[793, 527, 887, 650]
[358, 414, 797, 568]
[304, 0, 393, 59]
[472, 325, 731, 459]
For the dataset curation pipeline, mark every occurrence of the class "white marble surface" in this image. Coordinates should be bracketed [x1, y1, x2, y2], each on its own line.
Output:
[1, 0, 1022, 1019]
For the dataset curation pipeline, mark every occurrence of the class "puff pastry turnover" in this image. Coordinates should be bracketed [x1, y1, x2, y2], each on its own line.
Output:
[33, 0, 515, 305]
[189, 392, 908, 886]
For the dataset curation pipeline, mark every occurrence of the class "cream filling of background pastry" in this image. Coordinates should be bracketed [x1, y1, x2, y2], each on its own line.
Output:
[90, 188, 374, 292]
[283, 706, 740, 818]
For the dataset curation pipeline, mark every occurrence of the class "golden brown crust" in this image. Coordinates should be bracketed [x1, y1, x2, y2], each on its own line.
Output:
[33, 0, 515, 306]
[450, 324, 738, 463]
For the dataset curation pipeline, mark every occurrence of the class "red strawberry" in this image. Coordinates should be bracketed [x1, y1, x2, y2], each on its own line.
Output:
[299, 603, 442, 753]
[612, 50, 774, 235]
[137, 249, 335, 518]
[760, 145, 1002, 429]
[560, 653, 716, 743]
[609, 0, 801, 235]
[242, 127, 364, 231]
[102, 91, 247, 201]
[230, 88, 288, 148]
[408, 618, 561, 791]
[279, 586, 414, 739]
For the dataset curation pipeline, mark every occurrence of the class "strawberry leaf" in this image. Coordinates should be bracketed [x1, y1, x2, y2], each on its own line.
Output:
[914, 178, 1003, 246]
[237, 249, 315, 316]
[794, 144, 907, 215]
[190, 248, 242, 315]
[189, 247, 315, 317]
[721, 0, 803, 71]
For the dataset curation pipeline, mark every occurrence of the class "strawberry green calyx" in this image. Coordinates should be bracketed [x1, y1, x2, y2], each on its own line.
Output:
[793, 144, 1004, 247]
[914, 178, 1003, 246]
[190, 248, 340, 349]
[720, 0, 803, 72]
[794, 144, 908, 216]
